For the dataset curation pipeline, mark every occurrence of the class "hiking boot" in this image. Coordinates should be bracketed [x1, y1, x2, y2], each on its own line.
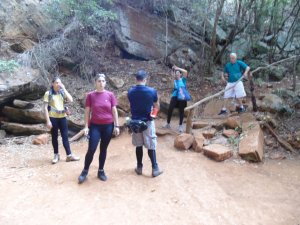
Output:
[66, 154, 80, 162]
[178, 125, 184, 133]
[218, 109, 228, 115]
[162, 123, 171, 129]
[152, 167, 163, 177]
[238, 107, 246, 113]
[97, 170, 107, 181]
[78, 169, 88, 184]
[52, 154, 60, 164]
[135, 167, 143, 175]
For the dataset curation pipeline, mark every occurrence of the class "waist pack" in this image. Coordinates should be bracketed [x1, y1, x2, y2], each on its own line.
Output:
[127, 120, 148, 133]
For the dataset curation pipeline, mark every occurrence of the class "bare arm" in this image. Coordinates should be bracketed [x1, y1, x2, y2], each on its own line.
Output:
[44, 102, 52, 129]
[84, 107, 90, 128]
[112, 106, 119, 127]
[173, 65, 188, 78]
[112, 106, 120, 136]
[221, 72, 228, 83]
[59, 83, 73, 102]
[243, 66, 250, 78]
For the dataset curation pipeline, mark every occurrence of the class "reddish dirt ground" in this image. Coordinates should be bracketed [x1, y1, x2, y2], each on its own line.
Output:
[0, 124, 300, 225]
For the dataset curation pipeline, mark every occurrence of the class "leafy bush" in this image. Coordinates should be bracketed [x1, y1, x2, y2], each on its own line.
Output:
[0, 60, 19, 73]
[44, 0, 116, 35]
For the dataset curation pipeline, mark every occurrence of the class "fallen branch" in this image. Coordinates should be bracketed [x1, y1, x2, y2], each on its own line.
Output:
[262, 122, 296, 153]
[69, 129, 85, 142]
[185, 55, 299, 112]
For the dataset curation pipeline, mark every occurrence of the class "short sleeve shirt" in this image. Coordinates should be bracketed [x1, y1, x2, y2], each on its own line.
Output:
[171, 77, 187, 97]
[43, 91, 66, 118]
[224, 60, 248, 83]
[85, 91, 117, 125]
[128, 85, 158, 121]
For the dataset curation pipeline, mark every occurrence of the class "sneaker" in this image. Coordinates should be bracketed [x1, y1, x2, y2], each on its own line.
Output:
[135, 167, 143, 175]
[152, 167, 163, 177]
[78, 169, 88, 184]
[178, 125, 184, 133]
[162, 123, 171, 129]
[218, 109, 228, 115]
[238, 107, 246, 113]
[97, 170, 107, 181]
[66, 154, 80, 162]
[52, 154, 60, 164]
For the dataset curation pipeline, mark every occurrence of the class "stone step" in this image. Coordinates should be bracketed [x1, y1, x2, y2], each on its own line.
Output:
[203, 144, 233, 162]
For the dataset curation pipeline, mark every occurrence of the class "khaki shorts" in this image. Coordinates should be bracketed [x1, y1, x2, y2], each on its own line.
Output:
[132, 120, 157, 150]
[224, 81, 246, 99]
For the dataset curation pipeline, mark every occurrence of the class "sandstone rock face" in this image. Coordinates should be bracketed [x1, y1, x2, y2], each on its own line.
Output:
[174, 133, 194, 150]
[203, 144, 233, 162]
[201, 128, 217, 139]
[0, 0, 58, 40]
[32, 133, 49, 145]
[114, 4, 200, 60]
[239, 122, 264, 162]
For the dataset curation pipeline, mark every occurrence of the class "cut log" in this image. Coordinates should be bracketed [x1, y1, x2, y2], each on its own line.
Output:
[185, 108, 195, 134]
[2, 106, 45, 124]
[13, 99, 35, 109]
[1, 122, 48, 135]
[70, 129, 85, 142]
[67, 118, 85, 132]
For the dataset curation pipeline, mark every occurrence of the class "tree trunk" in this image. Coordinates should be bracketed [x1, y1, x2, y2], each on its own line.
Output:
[1, 122, 48, 136]
[211, 0, 226, 57]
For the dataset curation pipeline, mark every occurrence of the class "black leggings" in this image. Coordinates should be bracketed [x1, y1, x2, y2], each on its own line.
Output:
[84, 123, 114, 171]
[167, 96, 187, 125]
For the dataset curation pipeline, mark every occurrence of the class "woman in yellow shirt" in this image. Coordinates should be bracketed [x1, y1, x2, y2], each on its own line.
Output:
[43, 77, 80, 164]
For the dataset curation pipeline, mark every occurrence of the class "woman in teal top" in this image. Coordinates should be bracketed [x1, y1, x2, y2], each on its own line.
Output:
[163, 65, 188, 133]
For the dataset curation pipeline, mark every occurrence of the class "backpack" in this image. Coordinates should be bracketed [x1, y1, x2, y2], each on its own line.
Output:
[47, 88, 71, 115]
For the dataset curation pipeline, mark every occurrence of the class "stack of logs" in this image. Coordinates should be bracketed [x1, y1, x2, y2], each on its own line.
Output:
[1, 99, 85, 138]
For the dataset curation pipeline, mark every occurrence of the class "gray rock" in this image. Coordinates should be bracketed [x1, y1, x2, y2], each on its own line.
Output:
[258, 94, 285, 113]
[166, 47, 198, 71]
[114, 5, 201, 60]
[227, 38, 252, 59]
[253, 41, 269, 55]
[108, 77, 125, 89]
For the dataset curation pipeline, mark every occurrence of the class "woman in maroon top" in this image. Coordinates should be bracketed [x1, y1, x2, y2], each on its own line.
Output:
[78, 74, 120, 184]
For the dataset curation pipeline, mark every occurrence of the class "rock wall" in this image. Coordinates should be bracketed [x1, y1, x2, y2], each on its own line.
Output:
[114, 4, 203, 60]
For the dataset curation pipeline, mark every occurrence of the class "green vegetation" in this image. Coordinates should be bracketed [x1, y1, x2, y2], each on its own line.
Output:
[45, 0, 116, 34]
[0, 60, 19, 73]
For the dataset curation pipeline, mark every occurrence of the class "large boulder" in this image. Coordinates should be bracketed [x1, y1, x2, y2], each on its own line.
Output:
[0, 67, 47, 105]
[166, 47, 198, 71]
[253, 41, 269, 55]
[114, 4, 201, 60]
[258, 94, 285, 113]
[228, 38, 252, 59]
[205, 19, 227, 44]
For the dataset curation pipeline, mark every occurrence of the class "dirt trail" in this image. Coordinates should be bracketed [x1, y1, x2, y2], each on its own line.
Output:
[0, 131, 300, 225]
